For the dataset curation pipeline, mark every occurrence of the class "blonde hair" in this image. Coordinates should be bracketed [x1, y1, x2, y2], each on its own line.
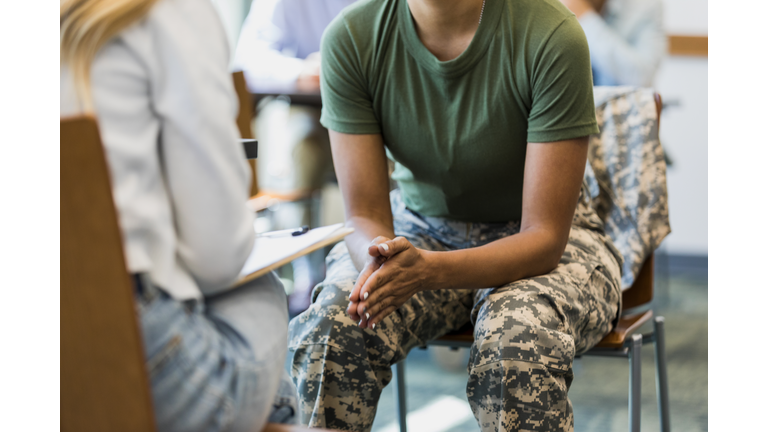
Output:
[60, 0, 159, 112]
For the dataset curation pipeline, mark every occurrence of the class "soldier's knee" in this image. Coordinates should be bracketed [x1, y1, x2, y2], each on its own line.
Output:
[471, 318, 575, 374]
[289, 282, 365, 347]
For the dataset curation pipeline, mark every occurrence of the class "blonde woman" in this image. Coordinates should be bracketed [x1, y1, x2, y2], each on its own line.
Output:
[60, 0, 297, 430]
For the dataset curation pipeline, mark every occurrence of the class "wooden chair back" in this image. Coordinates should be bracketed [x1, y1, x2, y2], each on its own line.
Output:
[233, 71, 259, 196]
[61, 116, 157, 432]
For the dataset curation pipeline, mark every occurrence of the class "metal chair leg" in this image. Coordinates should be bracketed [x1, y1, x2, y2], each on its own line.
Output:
[392, 361, 408, 432]
[654, 316, 671, 432]
[629, 333, 642, 432]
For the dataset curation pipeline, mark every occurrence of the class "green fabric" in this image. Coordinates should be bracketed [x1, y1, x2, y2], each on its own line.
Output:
[320, 0, 599, 222]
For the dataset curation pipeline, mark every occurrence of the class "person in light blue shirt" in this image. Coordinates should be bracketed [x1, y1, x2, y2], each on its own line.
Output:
[560, 0, 666, 86]
[233, 0, 357, 315]
[234, 0, 356, 92]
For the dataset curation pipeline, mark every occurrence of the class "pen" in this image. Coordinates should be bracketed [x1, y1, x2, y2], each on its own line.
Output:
[258, 225, 310, 238]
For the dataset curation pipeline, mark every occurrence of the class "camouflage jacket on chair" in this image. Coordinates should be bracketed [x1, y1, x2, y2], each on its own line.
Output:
[585, 86, 671, 289]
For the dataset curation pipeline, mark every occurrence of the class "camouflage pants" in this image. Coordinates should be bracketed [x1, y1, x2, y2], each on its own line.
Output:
[288, 187, 622, 432]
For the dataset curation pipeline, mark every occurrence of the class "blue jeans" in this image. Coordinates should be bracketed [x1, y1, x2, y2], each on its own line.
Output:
[134, 272, 298, 432]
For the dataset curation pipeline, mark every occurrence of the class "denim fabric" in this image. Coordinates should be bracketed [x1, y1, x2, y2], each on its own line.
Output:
[135, 272, 298, 432]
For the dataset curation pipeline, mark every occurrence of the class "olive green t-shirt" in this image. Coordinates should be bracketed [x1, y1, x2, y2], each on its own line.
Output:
[320, 0, 599, 222]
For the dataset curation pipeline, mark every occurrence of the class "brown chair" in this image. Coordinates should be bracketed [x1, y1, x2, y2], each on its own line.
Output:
[392, 94, 670, 432]
[61, 115, 332, 432]
[232, 71, 316, 214]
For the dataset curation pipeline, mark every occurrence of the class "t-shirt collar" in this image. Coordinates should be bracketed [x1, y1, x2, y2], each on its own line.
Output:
[399, 0, 504, 78]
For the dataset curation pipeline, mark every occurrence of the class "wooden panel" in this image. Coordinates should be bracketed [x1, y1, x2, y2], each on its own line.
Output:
[233, 71, 260, 197]
[622, 254, 655, 311]
[668, 35, 708, 57]
[61, 116, 157, 432]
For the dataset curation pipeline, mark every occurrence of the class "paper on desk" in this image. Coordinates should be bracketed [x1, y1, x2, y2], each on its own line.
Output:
[237, 223, 350, 285]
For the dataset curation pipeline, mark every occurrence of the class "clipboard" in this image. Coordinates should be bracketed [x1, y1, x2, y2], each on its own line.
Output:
[234, 223, 354, 287]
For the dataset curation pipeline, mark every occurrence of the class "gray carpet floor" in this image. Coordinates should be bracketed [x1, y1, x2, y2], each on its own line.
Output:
[369, 264, 708, 432]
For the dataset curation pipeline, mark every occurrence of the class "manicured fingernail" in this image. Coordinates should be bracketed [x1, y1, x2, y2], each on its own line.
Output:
[381, 243, 389, 252]
[362, 306, 367, 314]
[363, 292, 369, 300]
[365, 312, 370, 320]
[372, 323, 376, 329]
[358, 319, 363, 326]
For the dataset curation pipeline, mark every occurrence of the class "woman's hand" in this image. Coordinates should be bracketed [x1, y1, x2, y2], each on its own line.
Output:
[347, 236, 392, 323]
[355, 237, 437, 329]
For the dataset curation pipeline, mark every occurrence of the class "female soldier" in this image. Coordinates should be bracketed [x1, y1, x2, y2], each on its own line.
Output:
[288, 0, 623, 431]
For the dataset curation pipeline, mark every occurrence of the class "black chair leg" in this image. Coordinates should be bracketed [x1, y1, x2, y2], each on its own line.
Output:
[629, 333, 642, 432]
[392, 361, 408, 432]
[654, 316, 671, 432]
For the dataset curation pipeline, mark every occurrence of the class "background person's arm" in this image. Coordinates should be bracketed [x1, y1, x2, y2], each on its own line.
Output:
[233, 0, 318, 91]
[561, 0, 666, 86]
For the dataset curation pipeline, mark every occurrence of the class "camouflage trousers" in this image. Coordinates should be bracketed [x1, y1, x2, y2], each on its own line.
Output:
[288, 187, 622, 432]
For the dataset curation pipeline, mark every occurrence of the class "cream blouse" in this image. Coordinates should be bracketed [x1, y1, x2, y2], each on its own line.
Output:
[61, 0, 255, 300]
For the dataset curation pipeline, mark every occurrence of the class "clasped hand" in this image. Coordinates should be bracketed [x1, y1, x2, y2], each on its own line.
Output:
[346, 236, 433, 329]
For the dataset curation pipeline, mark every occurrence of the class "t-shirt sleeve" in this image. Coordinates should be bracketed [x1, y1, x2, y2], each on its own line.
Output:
[319, 15, 381, 134]
[527, 16, 599, 143]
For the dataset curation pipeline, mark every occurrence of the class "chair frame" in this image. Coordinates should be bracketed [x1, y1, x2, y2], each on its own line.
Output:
[391, 94, 670, 432]
[232, 71, 321, 219]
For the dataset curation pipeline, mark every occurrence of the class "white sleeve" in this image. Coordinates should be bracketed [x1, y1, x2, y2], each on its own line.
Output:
[232, 0, 305, 91]
[579, 0, 666, 87]
[149, 0, 255, 294]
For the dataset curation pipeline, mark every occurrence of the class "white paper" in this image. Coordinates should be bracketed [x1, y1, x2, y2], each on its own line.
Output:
[239, 223, 344, 278]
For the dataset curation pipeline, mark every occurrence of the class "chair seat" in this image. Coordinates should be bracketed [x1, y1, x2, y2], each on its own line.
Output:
[431, 309, 654, 351]
[432, 323, 474, 346]
[593, 310, 653, 349]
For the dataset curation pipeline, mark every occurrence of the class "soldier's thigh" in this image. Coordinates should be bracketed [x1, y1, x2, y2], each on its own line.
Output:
[471, 225, 621, 360]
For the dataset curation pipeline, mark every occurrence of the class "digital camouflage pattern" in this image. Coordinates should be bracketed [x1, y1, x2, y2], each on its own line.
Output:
[288, 188, 622, 432]
[586, 87, 671, 289]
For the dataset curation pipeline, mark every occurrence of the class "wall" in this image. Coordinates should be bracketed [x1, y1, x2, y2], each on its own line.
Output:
[655, 0, 708, 256]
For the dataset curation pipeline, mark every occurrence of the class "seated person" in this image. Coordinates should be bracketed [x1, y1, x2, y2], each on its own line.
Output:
[559, 0, 666, 86]
[60, 0, 296, 430]
[287, 0, 624, 431]
[234, 0, 357, 93]
[233, 0, 357, 314]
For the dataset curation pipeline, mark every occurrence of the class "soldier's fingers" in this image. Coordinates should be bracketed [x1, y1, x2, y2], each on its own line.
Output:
[347, 300, 360, 321]
[368, 305, 399, 329]
[368, 236, 392, 257]
[376, 236, 411, 258]
[350, 263, 374, 299]
[363, 293, 393, 321]
[357, 309, 369, 328]
[360, 268, 394, 303]
[350, 257, 381, 304]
